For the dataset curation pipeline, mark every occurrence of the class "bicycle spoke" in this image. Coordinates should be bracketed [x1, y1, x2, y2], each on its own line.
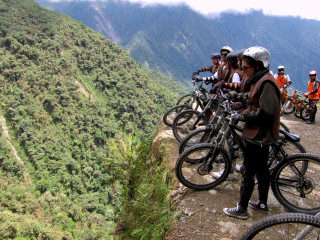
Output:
[272, 155, 320, 214]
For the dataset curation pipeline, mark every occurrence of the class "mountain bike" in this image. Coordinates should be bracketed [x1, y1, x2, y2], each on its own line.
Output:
[175, 111, 320, 214]
[240, 212, 320, 239]
[178, 96, 295, 156]
[280, 86, 310, 120]
[163, 76, 209, 127]
[171, 89, 222, 143]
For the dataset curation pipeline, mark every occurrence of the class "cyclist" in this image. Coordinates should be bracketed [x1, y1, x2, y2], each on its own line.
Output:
[223, 46, 281, 220]
[303, 70, 319, 124]
[193, 52, 222, 77]
[274, 65, 291, 90]
[210, 52, 242, 93]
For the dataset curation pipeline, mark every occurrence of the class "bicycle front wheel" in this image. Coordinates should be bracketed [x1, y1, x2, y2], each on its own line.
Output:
[163, 104, 190, 127]
[271, 153, 320, 214]
[175, 143, 231, 190]
[240, 213, 320, 240]
[172, 109, 209, 143]
[178, 126, 213, 155]
[176, 93, 199, 110]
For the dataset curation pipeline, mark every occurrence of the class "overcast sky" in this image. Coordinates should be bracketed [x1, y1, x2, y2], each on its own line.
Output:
[123, 0, 320, 21]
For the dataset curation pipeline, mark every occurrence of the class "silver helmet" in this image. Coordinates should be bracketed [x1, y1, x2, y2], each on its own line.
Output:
[220, 46, 233, 53]
[243, 46, 270, 68]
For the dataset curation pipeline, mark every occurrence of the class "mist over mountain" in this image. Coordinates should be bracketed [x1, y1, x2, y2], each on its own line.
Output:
[36, 0, 320, 91]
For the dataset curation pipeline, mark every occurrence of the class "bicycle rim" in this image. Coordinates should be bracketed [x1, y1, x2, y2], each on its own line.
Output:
[271, 154, 320, 214]
[176, 93, 200, 110]
[178, 126, 213, 155]
[268, 139, 306, 172]
[163, 104, 189, 127]
[175, 143, 231, 190]
[300, 107, 311, 121]
[172, 110, 208, 143]
[240, 213, 320, 240]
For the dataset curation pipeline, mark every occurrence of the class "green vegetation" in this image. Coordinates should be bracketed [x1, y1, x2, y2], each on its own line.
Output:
[103, 134, 175, 239]
[0, 0, 182, 238]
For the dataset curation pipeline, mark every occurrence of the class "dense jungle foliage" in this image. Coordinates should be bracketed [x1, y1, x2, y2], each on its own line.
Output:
[0, 0, 183, 238]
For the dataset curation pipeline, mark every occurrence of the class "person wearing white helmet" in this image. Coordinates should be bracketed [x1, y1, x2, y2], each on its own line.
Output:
[217, 46, 233, 81]
[274, 65, 291, 90]
[303, 70, 319, 124]
[223, 46, 281, 220]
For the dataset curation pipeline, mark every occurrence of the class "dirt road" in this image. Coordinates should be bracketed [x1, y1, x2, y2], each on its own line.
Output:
[162, 113, 320, 240]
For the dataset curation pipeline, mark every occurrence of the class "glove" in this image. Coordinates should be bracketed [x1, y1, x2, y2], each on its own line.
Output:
[232, 113, 245, 124]
[193, 75, 204, 82]
[210, 81, 224, 93]
[229, 90, 238, 99]
[204, 77, 218, 85]
[192, 71, 200, 76]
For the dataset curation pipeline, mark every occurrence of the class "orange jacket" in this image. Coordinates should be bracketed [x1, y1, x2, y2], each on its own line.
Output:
[307, 80, 320, 99]
[276, 74, 288, 88]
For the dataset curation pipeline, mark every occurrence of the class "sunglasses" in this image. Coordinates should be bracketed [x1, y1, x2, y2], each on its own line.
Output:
[241, 66, 252, 71]
[221, 53, 228, 56]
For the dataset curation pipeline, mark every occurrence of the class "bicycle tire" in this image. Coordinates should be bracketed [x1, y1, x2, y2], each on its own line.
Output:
[271, 153, 320, 214]
[175, 143, 231, 190]
[240, 213, 320, 240]
[282, 100, 295, 114]
[300, 105, 311, 121]
[163, 104, 190, 127]
[268, 137, 306, 172]
[178, 126, 213, 155]
[294, 108, 302, 119]
[172, 109, 209, 143]
[176, 93, 200, 110]
[280, 121, 290, 133]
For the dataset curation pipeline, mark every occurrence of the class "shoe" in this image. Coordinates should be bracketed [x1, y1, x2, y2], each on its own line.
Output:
[223, 204, 248, 220]
[212, 170, 235, 181]
[306, 120, 315, 124]
[235, 164, 242, 172]
[211, 169, 223, 179]
[248, 201, 268, 214]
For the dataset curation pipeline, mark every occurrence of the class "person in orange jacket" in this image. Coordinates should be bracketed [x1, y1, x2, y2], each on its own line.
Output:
[303, 70, 319, 124]
[274, 65, 291, 90]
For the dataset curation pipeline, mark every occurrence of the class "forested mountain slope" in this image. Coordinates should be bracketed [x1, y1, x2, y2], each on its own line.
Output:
[36, 0, 320, 91]
[0, 0, 181, 238]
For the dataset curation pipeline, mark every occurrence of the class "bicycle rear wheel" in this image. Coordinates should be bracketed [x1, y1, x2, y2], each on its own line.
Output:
[175, 143, 231, 190]
[271, 153, 320, 214]
[268, 137, 306, 172]
[172, 109, 209, 143]
[240, 213, 320, 240]
[163, 104, 190, 127]
[300, 105, 311, 121]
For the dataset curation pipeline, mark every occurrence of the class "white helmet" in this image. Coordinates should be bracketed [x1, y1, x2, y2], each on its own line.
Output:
[220, 46, 233, 53]
[243, 46, 270, 68]
[278, 65, 285, 73]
